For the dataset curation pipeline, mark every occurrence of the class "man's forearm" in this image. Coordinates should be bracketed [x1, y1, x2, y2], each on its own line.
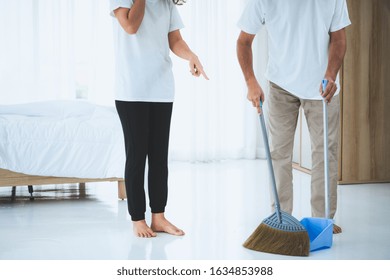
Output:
[325, 31, 347, 80]
[237, 40, 257, 86]
[237, 34, 264, 112]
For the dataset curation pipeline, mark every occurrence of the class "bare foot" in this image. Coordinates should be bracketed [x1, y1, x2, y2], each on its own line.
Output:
[151, 213, 185, 236]
[133, 220, 157, 238]
[333, 224, 342, 234]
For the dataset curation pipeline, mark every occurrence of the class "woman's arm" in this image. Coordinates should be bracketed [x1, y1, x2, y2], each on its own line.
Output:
[113, 0, 146, 35]
[168, 30, 209, 80]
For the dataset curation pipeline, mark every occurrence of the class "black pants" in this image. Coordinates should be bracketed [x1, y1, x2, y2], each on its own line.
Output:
[115, 101, 173, 221]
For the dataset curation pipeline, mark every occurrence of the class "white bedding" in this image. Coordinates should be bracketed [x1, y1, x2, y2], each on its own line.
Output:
[0, 101, 125, 179]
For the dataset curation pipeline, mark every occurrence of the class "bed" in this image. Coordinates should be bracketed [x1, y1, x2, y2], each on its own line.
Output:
[0, 100, 126, 199]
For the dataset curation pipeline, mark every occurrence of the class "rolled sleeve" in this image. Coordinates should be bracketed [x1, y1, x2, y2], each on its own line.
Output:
[237, 0, 265, 35]
[330, 0, 351, 32]
[109, 0, 133, 17]
[169, 5, 185, 32]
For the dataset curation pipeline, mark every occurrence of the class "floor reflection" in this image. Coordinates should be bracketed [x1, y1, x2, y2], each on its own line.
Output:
[0, 160, 389, 260]
[0, 184, 90, 203]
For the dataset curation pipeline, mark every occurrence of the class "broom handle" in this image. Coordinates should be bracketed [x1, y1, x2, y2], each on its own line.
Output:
[259, 102, 282, 223]
[322, 80, 330, 219]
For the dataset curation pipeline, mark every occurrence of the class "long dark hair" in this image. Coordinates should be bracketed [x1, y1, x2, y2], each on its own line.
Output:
[172, 0, 186, 5]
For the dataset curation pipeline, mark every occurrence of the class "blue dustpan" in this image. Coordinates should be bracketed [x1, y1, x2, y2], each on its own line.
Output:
[300, 217, 333, 251]
[301, 80, 334, 252]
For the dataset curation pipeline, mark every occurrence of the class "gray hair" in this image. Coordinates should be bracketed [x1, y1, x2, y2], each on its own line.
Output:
[172, 0, 186, 5]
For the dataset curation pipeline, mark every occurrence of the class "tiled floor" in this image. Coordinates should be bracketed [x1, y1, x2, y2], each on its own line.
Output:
[0, 160, 389, 260]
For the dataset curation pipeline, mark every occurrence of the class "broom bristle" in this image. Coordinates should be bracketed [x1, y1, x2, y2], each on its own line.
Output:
[243, 223, 310, 257]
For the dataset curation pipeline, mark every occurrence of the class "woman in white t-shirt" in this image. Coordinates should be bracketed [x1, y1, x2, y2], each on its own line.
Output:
[110, 0, 208, 238]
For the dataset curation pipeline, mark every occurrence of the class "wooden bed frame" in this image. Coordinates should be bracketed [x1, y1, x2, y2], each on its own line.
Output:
[0, 168, 126, 200]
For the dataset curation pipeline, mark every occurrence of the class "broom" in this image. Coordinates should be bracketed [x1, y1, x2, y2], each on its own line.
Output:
[243, 102, 310, 256]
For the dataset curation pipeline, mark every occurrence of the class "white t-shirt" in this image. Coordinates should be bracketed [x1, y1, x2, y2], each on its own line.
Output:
[238, 0, 351, 100]
[110, 0, 184, 102]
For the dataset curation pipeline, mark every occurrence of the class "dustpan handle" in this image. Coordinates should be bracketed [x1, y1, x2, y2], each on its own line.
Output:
[259, 102, 282, 223]
[322, 80, 330, 219]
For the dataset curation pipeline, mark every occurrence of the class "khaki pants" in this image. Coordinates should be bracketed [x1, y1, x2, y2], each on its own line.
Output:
[267, 82, 339, 218]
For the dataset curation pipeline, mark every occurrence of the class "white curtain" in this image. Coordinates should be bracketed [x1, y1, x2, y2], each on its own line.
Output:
[0, 0, 115, 105]
[170, 0, 269, 161]
[0, 0, 268, 161]
[0, 0, 75, 103]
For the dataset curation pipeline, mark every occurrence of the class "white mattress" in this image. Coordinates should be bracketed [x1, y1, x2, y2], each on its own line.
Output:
[0, 101, 125, 179]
